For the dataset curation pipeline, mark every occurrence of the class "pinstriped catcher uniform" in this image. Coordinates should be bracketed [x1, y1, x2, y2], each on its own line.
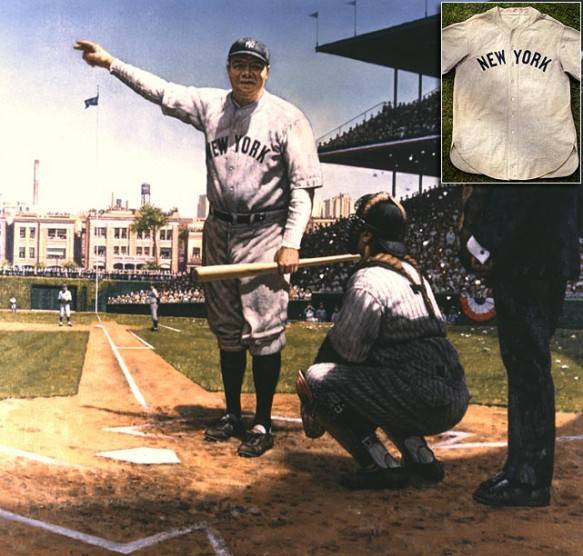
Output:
[109, 56, 322, 354]
[297, 193, 469, 487]
[306, 261, 469, 437]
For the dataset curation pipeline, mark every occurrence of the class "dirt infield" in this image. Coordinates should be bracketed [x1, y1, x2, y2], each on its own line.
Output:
[0, 321, 581, 555]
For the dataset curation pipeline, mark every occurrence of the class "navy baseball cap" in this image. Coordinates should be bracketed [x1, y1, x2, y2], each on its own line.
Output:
[228, 37, 270, 65]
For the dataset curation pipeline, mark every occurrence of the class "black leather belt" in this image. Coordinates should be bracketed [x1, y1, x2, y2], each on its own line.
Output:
[210, 207, 267, 224]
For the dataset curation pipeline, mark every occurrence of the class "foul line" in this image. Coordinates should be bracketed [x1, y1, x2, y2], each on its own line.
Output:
[0, 445, 79, 468]
[99, 324, 149, 411]
[159, 324, 181, 332]
[127, 330, 154, 350]
[0, 509, 232, 555]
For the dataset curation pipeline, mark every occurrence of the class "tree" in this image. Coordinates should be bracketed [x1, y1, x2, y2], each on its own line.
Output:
[178, 224, 190, 271]
[131, 204, 170, 266]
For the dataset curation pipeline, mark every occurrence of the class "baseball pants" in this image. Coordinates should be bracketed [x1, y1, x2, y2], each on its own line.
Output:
[306, 337, 469, 437]
[202, 214, 289, 356]
[59, 304, 71, 318]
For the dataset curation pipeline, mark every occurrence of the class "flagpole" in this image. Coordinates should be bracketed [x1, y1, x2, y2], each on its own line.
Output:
[353, 0, 357, 36]
[95, 85, 100, 187]
[309, 12, 319, 47]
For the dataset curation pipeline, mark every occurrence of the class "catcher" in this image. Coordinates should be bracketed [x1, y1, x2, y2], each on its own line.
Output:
[297, 193, 470, 490]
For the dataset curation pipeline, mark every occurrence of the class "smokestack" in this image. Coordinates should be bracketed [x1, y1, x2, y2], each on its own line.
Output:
[33, 159, 39, 206]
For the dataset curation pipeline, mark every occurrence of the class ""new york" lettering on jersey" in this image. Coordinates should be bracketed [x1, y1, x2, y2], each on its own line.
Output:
[206, 135, 271, 163]
[476, 49, 552, 72]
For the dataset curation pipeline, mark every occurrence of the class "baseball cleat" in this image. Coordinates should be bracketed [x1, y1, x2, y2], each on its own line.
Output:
[237, 424, 273, 457]
[478, 470, 507, 491]
[59, 322, 63, 327]
[473, 479, 550, 507]
[339, 466, 410, 491]
[404, 459, 445, 484]
[204, 413, 243, 442]
[399, 436, 444, 484]
[67, 322, 73, 327]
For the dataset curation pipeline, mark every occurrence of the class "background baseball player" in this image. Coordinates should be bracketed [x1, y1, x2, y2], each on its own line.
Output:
[9, 295, 17, 313]
[148, 284, 160, 332]
[74, 36, 322, 457]
[297, 193, 469, 490]
[58, 284, 72, 327]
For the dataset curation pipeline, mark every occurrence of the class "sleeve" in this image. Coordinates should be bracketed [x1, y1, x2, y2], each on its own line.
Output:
[282, 188, 313, 249]
[110, 59, 207, 130]
[282, 115, 323, 190]
[559, 26, 581, 81]
[441, 21, 469, 75]
[326, 287, 382, 364]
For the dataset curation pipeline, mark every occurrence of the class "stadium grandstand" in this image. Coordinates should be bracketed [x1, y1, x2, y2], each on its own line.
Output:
[315, 14, 440, 194]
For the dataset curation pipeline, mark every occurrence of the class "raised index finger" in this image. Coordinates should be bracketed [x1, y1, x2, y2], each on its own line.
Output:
[73, 40, 95, 51]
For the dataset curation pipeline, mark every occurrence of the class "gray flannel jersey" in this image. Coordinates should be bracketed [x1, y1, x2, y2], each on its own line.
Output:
[442, 6, 580, 181]
[110, 60, 322, 216]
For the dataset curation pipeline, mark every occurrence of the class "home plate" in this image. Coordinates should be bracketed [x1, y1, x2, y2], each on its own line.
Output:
[97, 447, 181, 464]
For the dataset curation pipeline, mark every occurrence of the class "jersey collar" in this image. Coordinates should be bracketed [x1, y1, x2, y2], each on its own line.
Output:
[492, 6, 541, 32]
[228, 89, 267, 113]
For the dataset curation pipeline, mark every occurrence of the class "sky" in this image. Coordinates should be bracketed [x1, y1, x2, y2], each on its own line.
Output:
[0, 0, 478, 218]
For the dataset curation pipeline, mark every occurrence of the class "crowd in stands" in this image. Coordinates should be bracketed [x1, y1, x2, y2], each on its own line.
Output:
[0, 266, 183, 282]
[319, 90, 439, 152]
[103, 185, 581, 309]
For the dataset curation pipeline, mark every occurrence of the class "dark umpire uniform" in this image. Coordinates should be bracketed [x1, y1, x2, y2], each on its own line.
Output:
[461, 185, 580, 506]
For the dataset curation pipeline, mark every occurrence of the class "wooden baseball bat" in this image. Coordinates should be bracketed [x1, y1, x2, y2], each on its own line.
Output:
[193, 254, 360, 282]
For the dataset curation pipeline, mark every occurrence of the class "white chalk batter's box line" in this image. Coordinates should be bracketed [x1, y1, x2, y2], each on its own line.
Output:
[112, 420, 583, 451]
[0, 508, 232, 555]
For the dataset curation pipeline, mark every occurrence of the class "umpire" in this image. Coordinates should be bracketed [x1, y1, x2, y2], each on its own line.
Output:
[460, 185, 580, 507]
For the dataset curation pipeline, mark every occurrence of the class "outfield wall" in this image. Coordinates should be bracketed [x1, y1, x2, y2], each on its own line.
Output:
[107, 295, 583, 329]
[0, 276, 153, 312]
[2, 277, 582, 328]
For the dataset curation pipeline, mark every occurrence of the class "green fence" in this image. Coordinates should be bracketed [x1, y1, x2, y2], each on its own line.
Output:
[2, 276, 583, 328]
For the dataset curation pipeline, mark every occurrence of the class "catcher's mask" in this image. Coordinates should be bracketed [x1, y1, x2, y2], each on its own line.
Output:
[346, 192, 408, 256]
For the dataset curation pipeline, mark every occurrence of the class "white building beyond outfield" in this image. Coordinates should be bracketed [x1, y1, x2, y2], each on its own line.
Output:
[1, 198, 193, 273]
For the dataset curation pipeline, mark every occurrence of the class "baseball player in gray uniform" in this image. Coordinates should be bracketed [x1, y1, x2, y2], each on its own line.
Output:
[297, 193, 469, 490]
[74, 37, 322, 457]
[148, 284, 160, 332]
[442, 5, 580, 181]
[58, 285, 73, 327]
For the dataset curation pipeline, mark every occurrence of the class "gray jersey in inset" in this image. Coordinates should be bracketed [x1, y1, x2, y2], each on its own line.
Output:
[442, 6, 580, 181]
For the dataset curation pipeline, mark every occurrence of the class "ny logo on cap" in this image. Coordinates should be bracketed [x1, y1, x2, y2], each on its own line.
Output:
[245, 40, 256, 49]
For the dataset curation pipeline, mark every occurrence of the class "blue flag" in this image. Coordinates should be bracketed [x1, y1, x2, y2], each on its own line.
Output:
[309, 11, 319, 18]
[84, 95, 99, 109]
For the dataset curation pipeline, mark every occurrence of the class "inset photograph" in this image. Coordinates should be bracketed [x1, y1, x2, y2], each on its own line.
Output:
[441, 2, 581, 183]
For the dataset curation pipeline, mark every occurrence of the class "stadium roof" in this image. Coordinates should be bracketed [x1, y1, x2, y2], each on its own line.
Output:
[318, 135, 439, 176]
[316, 15, 440, 77]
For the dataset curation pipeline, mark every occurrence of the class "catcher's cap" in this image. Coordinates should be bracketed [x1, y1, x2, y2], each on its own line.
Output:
[354, 192, 407, 253]
[228, 37, 270, 65]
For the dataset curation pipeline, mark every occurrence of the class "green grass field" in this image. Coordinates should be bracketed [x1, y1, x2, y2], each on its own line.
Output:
[0, 312, 581, 411]
[0, 330, 89, 399]
[109, 315, 583, 412]
[441, 2, 581, 184]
